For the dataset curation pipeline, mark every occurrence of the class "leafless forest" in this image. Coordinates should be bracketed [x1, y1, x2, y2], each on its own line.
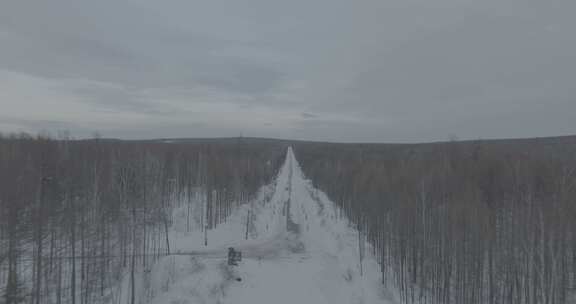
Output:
[0, 134, 285, 304]
[2, 134, 576, 304]
[294, 137, 576, 304]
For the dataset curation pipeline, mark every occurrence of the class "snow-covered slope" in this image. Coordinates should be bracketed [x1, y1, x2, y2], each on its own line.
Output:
[122, 147, 398, 304]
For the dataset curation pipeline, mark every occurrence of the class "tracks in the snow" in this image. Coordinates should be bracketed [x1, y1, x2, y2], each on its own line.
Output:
[285, 150, 300, 234]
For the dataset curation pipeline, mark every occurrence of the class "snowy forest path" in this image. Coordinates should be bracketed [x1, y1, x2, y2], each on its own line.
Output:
[136, 147, 396, 304]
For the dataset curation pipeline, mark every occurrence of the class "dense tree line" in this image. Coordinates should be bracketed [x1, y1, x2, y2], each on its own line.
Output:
[294, 137, 576, 304]
[0, 133, 285, 304]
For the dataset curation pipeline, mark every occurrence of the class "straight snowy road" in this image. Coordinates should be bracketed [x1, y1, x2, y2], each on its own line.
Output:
[131, 148, 397, 304]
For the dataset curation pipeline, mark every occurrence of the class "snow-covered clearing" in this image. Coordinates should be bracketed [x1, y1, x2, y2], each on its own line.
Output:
[116, 147, 398, 304]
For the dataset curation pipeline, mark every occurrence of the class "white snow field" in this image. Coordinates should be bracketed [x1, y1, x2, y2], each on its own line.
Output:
[114, 147, 398, 304]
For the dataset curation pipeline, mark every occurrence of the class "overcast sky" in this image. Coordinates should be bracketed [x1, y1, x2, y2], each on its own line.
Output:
[1, 0, 575, 142]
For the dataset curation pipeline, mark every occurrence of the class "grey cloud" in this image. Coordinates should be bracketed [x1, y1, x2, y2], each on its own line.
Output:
[0, 1, 286, 97]
[1, 0, 575, 142]
[316, 10, 576, 123]
[195, 64, 284, 94]
[0, 30, 149, 85]
[0, 30, 284, 97]
[73, 86, 179, 115]
[301, 112, 318, 119]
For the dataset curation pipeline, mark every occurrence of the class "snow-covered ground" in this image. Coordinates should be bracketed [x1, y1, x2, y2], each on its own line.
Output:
[117, 147, 398, 304]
